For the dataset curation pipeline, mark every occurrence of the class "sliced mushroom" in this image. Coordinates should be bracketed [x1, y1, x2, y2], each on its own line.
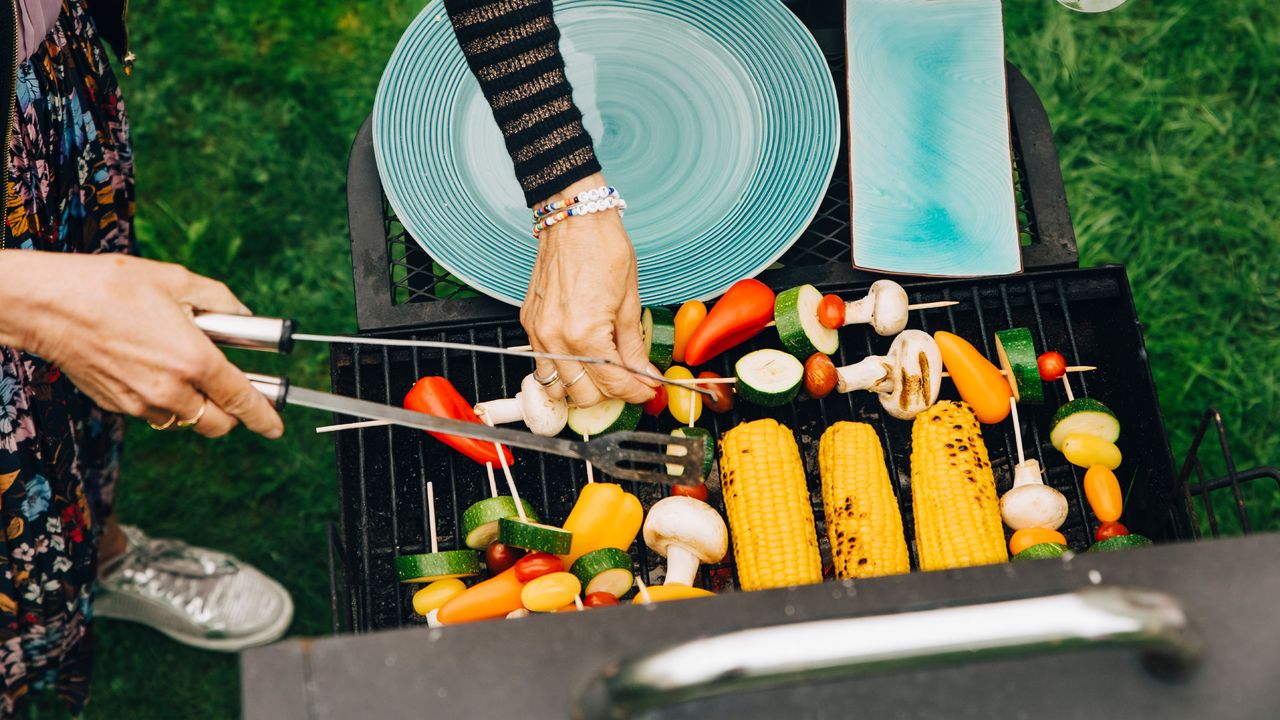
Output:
[830, 330, 942, 420]
[474, 373, 568, 437]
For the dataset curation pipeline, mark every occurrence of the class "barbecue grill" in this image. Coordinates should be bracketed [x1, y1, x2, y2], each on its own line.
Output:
[242, 2, 1280, 716]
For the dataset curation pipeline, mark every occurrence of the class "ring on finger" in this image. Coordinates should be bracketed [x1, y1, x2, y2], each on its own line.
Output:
[177, 399, 209, 429]
[148, 414, 178, 431]
[563, 369, 589, 389]
[533, 369, 560, 387]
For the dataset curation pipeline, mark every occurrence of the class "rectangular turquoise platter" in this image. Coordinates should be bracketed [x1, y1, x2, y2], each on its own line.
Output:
[847, 0, 1022, 276]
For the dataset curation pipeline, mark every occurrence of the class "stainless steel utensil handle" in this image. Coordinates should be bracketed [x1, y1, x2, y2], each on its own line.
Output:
[575, 586, 1201, 720]
[246, 373, 290, 410]
[195, 313, 294, 353]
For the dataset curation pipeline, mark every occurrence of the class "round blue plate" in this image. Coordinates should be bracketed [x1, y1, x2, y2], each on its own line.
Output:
[374, 0, 838, 306]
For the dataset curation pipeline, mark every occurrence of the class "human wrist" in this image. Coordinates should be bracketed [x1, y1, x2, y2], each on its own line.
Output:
[0, 250, 55, 350]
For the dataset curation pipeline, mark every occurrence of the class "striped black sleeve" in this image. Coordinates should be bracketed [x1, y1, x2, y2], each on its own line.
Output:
[444, 0, 603, 206]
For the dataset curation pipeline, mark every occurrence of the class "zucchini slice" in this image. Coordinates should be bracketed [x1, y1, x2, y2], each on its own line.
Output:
[774, 284, 840, 358]
[567, 399, 643, 436]
[735, 349, 804, 407]
[667, 427, 716, 480]
[569, 547, 635, 598]
[461, 497, 540, 549]
[1089, 534, 1152, 553]
[498, 517, 573, 554]
[642, 306, 676, 372]
[1049, 398, 1120, 450]
[994, 327, 1044, 404]
[394, 550, 480, 583]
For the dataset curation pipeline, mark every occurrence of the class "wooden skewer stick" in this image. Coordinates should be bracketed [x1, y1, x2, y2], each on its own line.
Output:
[497, 443, 527, 523]
[687, 391, 696, 429]
[315, 418, 390, 433]
[1010, 396, 1025, 465]
[573, 595, 585, 612]
[426, 481, 439, 555]
[1062, 374, 1075, 402]
[583, 434, 595, 484]
[634, 576, 652, 605]
[760, 300, 961, 328]
[941, 365, 1095, 379]
[486, 462, 499, 498]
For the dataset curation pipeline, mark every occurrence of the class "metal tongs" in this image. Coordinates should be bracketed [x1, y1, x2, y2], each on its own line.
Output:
[197, 315, 705, 485]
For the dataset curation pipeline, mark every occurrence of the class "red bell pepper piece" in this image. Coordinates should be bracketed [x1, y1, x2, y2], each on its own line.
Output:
[683, 279, 776, 366]
[403, 377, 514, 467]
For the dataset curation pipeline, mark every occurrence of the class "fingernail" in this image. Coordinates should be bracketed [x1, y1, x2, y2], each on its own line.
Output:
[267, 424, 284, 440]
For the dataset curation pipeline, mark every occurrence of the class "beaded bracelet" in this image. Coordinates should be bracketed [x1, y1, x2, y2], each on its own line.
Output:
[532, 196, 627, 238]
[531, 185, 618, 222]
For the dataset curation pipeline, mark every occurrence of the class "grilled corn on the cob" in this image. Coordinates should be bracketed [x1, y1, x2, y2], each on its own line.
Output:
[720, 419, 822, 590]
[818, 422, 910, 579]
[910, 401, 1008, 570]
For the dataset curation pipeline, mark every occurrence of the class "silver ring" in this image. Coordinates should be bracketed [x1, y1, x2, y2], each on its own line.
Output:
[533, 369, 560, 387]
[563, 369, 589, 389]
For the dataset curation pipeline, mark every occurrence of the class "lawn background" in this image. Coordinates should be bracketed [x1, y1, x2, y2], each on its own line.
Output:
[25, 0, 1280, 716]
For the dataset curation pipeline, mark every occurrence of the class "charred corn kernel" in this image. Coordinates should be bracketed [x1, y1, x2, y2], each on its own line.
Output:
[1009, 527, 1067, 555]
[720, 419, 822, 590]
[910, 401, 1009, 571]
[818, 422, 909, 579]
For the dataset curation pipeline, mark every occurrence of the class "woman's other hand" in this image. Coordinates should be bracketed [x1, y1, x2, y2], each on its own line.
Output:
[0, 251, 284, 439]
[521, 175, 658, 408]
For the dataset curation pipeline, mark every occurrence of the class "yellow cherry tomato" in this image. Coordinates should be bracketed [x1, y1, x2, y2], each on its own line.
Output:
[672, 301, 708, 364]
[521, 572, 582, 613]
[665, 366, 702, 425]
[1062, 434, 1122, 470]
[1084, 465, 1124, 522]
[1009, 527, 1067, 556]
[632, 585, 715, 604]
[412, 578, 467, 617]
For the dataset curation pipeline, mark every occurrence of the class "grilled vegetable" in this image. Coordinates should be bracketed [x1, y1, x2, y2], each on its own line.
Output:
[670, 482, 709, 501]
[1009, 527, 1067, 556]
[1062, 434, 1122, 470]
[697, 372, 735, 413]
[684, 279, 776, 366]
[720, 419, 822, 591]
[1095, 521, 1129, 541]
[583, 592, 620, 607]
[664, 366, 702, 424]
[1090, 534, 1152, 552]
[642, 385, 668, 416]
[994, 328, 1044, 404]
[498, 518, 573, 555]
[1038, 351, 1067, 381]
[999, 459, 1068, 531]
[1049, 398, 1120, 450]
[843, 280, 911, 336]
[513, 552, 564, 583]
[643, 496, 728, 587]
[403, 377, 514, 466]
[818, 293, 845, 329]
[735, 349, 804, 407]
[394, 550, 481, 583]
[473, 373, 568, 436]
[438, 567, 524, 624]
[667, 427, 715, 480]
[910, 402, 1008, 570]
[803, 352, 838, 399]
[569, 547, 634, 597]
[462, 496, 540, 549]
[412, 578, 467, 617]
[818, 422, 909, 579]
[642, 306, 676, 371]
[775, 284, 840, 357]
[932, 332, 1012, 424]
[521, 572, 582, 613]
[484, 543, 522, 574]
[829, 330, 943, 420]
[567, 398, 642, 436]
[1013, 543, 1068, 561]
[1084, 465, 1124, 522]
[632, 585, 715, 604]
[559, 483, 643, 565]
[671, 301, 707, 364]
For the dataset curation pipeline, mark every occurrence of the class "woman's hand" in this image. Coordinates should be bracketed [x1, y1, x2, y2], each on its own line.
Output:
[0, 251, 284, 439]
[521, 175, 657, 408]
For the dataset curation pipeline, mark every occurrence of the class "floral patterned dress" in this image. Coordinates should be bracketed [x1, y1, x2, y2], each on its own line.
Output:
[1, 0, 134, 713]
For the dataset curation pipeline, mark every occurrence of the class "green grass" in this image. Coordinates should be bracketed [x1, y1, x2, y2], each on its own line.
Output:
[24, 0, 1280, 716]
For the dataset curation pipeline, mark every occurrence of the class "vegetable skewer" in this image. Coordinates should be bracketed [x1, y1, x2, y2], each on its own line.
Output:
[998, 397, 1068, 531]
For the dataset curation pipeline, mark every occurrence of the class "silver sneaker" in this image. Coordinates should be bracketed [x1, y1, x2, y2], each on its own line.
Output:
[95, 525, 294, 652]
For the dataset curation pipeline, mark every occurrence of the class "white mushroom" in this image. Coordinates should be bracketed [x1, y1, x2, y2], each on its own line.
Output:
[843, 280, 911, 336]
[831, 330, 942, 420]
[999, 459, 1068, 530]
[642, 496, 728, 587]
[474, 373, 568, 437]
[505, 608, 531, 620]
[426, 608, 446, 628]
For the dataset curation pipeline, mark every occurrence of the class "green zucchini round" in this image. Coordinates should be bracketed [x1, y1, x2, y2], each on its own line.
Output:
[461, 496, 541, 549]
[774, 284, 839, 358]
[642, 306, 676, 372]
[570, 547, 635, 597]
[994, 327, 1044, 404]
[394, 550, 481, 582]
[498, 517, 573, 554]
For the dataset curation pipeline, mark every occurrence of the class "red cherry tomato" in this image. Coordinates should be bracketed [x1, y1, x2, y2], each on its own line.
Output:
[696, 371, 734, 413]
[643, 385, 669, 416]
[818, 294, 846, 330]
[583, 592, 620, 608]
[485, 543, 523, 575]
[513, 552, 564, 583]
[671, 482, 709, 502]
[1037, 351, 1067, 381]
[1095, 521, 1130, 541]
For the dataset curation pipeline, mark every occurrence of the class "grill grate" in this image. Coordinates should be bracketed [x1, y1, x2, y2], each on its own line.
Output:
[330, 266, 1190, 633]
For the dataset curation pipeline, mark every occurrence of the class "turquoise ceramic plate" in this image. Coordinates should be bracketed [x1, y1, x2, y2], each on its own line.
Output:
[374, 0, 838, 306]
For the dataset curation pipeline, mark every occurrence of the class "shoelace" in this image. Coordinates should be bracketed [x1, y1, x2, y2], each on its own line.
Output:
[127, 536, 238, 579]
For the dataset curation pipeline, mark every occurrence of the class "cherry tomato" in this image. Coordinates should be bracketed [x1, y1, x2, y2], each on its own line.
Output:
[671, 482, 709, 502]
[1037, 351, 1067, 381]
[697, 372, 734, 413]
[643, 385, 669, 416]
[1095, 521, 1130, 541]
[583, 592, 620, 608]
[513, 552, 564, 583]
[818, 294, 846, 330]
[485, 543, 523, 575]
